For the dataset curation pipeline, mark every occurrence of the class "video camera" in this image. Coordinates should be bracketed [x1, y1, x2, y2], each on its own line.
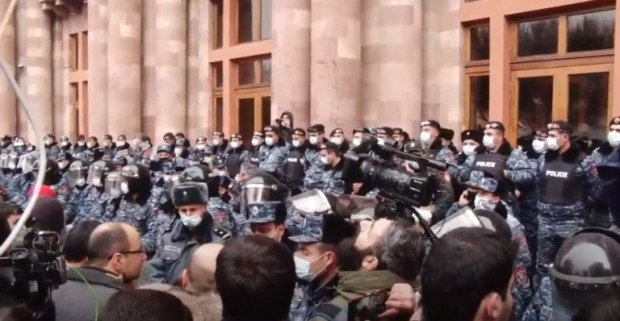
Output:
[341, 134, 448, 241]
[0, 228, 67, 321]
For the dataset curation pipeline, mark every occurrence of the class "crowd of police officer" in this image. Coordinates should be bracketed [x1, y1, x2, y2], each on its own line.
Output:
[0, 110, 620, 321]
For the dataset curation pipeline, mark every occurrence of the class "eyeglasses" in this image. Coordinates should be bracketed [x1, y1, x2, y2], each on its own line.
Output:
[108, 246, 145, 260]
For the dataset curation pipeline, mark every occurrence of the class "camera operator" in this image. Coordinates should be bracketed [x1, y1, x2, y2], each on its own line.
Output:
[54, 222, 147, 321]
[310, 219, 425, 321]
[421, 227, 517, 321]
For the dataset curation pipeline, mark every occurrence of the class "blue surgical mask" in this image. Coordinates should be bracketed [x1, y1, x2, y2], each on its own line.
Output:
[180, 214, 203, 228]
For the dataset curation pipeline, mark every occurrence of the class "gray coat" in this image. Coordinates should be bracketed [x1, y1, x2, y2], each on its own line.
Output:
[53, 267, 125, 321]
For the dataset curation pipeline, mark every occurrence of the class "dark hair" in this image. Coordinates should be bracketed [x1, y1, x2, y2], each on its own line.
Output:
[64, 220, 102, 263]
[421, 227, 516, 321]
[337, 237, 369, 271]
[216, 235, 295, 321]
[0, 306, 35, 321]
[87, 223, 130, 264]
[573, 291, 620, 321]
[373, 219, 425, 282]
[103, 289, 193, 321]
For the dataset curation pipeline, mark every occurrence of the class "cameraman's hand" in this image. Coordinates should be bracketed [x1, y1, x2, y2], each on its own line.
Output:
[379, 283, 417, 320]
[458, 190, 470, 207]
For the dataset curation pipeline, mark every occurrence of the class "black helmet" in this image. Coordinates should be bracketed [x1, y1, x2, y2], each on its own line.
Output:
[171, 182, 209, 207]
[181, 165, 218, 198]
[156, 144, 174, 155]
[69, 160, 90, 187]
[242, 172, 290, 205]
[33, 159, 61, 186]
[550, 228, 620, 321]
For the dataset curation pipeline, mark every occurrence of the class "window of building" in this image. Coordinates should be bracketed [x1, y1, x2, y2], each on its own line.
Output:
[237, 0, 272, 44]
[236, 56, 271, 87]
[517, 18, 559, 57]
[568, 72, 610, 138]
[69, 30, 88, 135]
[567, 10, 615, 52]
[469, 25, 490, 61]
[212, 0, 224, 49]
[212, 62, 223, 89]
[468, 75, 490, 129]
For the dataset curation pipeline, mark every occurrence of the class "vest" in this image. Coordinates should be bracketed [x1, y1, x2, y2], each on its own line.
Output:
[471, 153, 509, 178]
[225, 150, 242, 178]
[540, 155, 585, 206]
[284, 149, 306, 186]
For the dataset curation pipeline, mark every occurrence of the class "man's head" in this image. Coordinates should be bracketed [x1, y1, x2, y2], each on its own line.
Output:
[216, 235, 295, 321]
[87, 222, 146, 282]
[263, 126, 281, 146]
[349, 219, 425, 282]
[608, 116, 620, 147]
[229, 133, 242, 149]
[532, 130, 549, 154]
[319, 142, 341, 167]
[0, 202, 22, 230]
[292, 128, 306, 148]
[308, 124, 325, 146]
[421, 227, 516, 321]
[465, 171, 507, 217]
[461, 129, 483, 156]
[483, 121, 506, 151]
[103, 289, 193, 321]
[246, 202, 287, 241]
[329, 128, 345, 146]
[182, 243, 224, 293]
[63, 220, 102, 267]
[420, 120, 441, 145]
[352, 127, 369, 148]
[546, 121, 573, 152]
[172, 183, 209, 229]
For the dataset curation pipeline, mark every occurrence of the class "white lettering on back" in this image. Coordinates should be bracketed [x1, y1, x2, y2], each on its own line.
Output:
[475, 161, 496, 168]
[545, 170, 568, 178]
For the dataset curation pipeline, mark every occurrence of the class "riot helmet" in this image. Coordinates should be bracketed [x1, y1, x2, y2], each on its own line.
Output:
[87, 160, 115, 188]
[119, 164, 152, 196]
[68, 160, 90, 187]
[33, 159, 61, 186]
[57, 152, 73, 171]
[242, 172, 290, 205]
[104, 171, 122, 199]
[7, 152, 19, 170]
[18, 151, 39, 174]
[550, 228, 620, 321]
[0, 153, 8, 169]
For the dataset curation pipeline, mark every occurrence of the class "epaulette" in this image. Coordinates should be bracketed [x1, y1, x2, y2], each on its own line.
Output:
[213, 228, 233, 242]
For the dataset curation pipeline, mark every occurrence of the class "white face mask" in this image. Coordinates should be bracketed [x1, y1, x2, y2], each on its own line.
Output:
[352, 137, 362, 147]
[320, 156, 329, 165]
[180, 214, 203, 228]
[294, 254, 327, 282]
[77, 142, 85, 147]
[196, 143, 206, 150]
[474, 195, 494, 209]
[174, 148, 183, 157]
[251, 138, 262, 146]
[377, 138, 386, 146]
[265, 137, 275, 146]
[420, 131, 432, 144]
[608, 131, 620, 147]
[120, 181, 130, 194]
[330, 137, 343, 145]
[212, 138, 221, 146]
[463, 145, 477, 156]
[117, 141, 126, 147]
[482, 135, 496, 149]
[75, 177, 86, 187]
[532, 139, 547, 153]
[230, 141, 241, 149]
[309, 136, 319, 145]
[546, 137, 560, 151]
[61, 141, 70, 147]
[44, 139, 52, 145]
[292, 140, 301, 147]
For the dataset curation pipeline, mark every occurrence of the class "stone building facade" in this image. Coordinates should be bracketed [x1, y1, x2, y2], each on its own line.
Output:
[0, 0, 618, 144]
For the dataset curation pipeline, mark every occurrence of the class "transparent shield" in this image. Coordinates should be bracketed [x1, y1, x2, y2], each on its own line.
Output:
[105, 171, 122, 199]
[289, 189, 332, 214]
[87, 166, 104, 187]
[430, 207, 482, 239]
[0, 154, 8, 168]
[335, 194, 378, 222]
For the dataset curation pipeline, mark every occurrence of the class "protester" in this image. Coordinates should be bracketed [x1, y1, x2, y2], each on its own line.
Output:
[103, 289, 193, 321]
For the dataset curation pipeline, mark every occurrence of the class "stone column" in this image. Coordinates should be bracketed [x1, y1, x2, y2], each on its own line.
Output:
[197, 0, 211, 136]
[186, 0, 204, 140]
[87, 0, 109, 137]
[0, 0, 16, 135]
[272, 0, 311, 129]
[16, 0, 54, 141]
[154, 0, 187, 138]
[362, 0, 422, 133]
[107, 0, 142, 137]
[51, 18, 64, 137]
[310, 0, 361, 134]
[142, 0, 156, 139]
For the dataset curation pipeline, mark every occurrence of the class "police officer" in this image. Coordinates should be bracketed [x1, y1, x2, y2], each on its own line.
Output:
[283, 128, 308, 195]
[259, 126, 287, 178]
[248, 131, 265, 166]
[439, 128, 458, 155]
[59, 136, 72, 152]
[523, 228, 620, 321]
[112, 164, 158, 255]
[152, 144, 175, 175]
[392, 127, 409, 151]
[451, 129, 483, 190]
[148, 181, 230, 285]
[64, 159, 91, 224]
[349, 127, 370, 152]
[115, 134, 130, 154]
[211, 131, 228, 160]
[72, 160, 115, 224]
[319, 142, 347, 196]
[598, 146, 620, 232]
[43, 134, 61, 161]
[418, 120, 455, 164]
[101, 134, 117, 158]
[246, 201, 295, 251]
[304, 124, 328, 191]
[223, 133, 249, 179]
[189, 136, 210, 162]
[329, 128, 349, 153]
[534, 121, 600, 278]
[72, 135, 87, 154]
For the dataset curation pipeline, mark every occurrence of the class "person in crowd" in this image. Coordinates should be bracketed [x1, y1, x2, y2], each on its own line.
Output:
[350, 127, 370, 152]
[64, 159, 91, 224]
[142, 243, 223, 321]
[248, 130, 265, 166]
[149, 181, 230, 285]
[115, 134, 130, 153]
[283, 128, 308, 195]
[304, 124, 328, 190]
[210, 131, 228, 160]
[54, 222, 147, 321]
[223, 133, 249, 178]
[63, 220, 102, 268]
[43, 133, 61, 160]
[439, 128, 458, 155]
[318, 142, 347, 196]
[329, 128, 349, 153]
[73, 160, 115, 224]
[259, 125, 287, 178]
[59, 135, 72, 152]
[0, 202, 22, 230]
[246, 201, 295, 251]
[392, 128, 409, 151]
[311, 219, 425, 321]
[216, 235, 296, 321]
[279, 111, 295, 144]
[103, 289, 193, 321]
[73, 135, 88, 154]
[421, 227, 516, 321]
[289, 213, 356, 321]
